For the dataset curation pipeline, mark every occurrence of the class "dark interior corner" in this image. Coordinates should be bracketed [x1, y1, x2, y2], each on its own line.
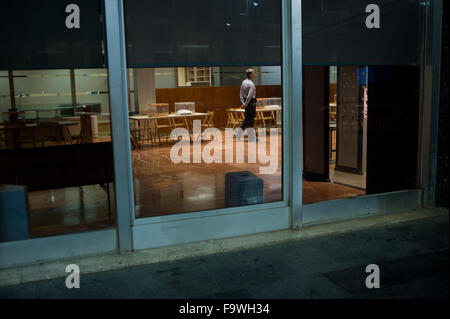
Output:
[437, 0, 448, 208]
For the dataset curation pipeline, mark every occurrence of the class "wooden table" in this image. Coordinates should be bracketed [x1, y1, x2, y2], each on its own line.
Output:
[130, 112, 208, 121]
[0, 121, 78, 149]
[230, 105, 282, 113]
[230, 105, 282, 128]
[129, 112, 208, 147]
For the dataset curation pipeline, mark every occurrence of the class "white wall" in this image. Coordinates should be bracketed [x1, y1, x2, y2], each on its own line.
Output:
[134, 68, 156, 114]
[13, 70, 72, 111]
[155, 68, 177, 88]
[0, 69, 113, 116]
[75, 69, 110, 114]
[260, 66, 281, 85]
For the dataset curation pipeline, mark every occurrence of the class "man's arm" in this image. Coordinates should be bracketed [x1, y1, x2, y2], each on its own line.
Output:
[242, 84, 256, 108]
[240, 83, 246, 105]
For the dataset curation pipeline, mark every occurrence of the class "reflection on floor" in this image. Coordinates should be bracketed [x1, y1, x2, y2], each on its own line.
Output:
[331, 170, 366, 190]
[26, 129, 366, 237]
[303, 180, 365, 204]
[132, 130, 283, 217]
[28, 185, 115, 238]
[302, 130, 366, 204]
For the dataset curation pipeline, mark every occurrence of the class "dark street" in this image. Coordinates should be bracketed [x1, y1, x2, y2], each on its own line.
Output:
[1, 215, 448, 299]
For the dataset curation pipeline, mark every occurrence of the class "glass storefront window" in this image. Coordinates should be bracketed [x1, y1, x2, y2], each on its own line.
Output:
[124, 0, 283, 218]
[0, 68, 116, 241]
[0, 0, 438, 258]
[128, 65, 283, 217]
[0, 1, 116, 242]
[301, 0, 422, 204]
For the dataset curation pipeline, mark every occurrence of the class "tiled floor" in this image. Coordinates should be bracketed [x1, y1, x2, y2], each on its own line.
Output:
[25, 130, 364, 237]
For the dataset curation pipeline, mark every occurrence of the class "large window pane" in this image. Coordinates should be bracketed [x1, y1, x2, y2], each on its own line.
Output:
[124, 0, 283, 218]
[0, 2, 115, 242]
[301, 0, 423, 204]
[129, 66, 282, 217]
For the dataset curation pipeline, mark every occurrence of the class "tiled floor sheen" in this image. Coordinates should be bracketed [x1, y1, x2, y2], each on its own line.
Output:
[26, 131, 364, 237]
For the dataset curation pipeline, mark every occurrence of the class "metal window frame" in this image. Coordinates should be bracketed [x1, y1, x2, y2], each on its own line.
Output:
[420, 0, 443, 207]
[104, 0, 135, 252]
[123, 0, 297, 249]
[102, 0, 442, 251]
[0, 0, 444, 268]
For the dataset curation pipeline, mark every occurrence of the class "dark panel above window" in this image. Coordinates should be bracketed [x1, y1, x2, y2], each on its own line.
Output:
[1, 0, 423, 69]
[302, 0, 423, 65]
[125, 0, 422, 67]
[124, 0, 282, 67]
[0, 0, 105, 70]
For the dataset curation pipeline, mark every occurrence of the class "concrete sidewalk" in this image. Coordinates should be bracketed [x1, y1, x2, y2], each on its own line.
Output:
[0, 212, 448, 298]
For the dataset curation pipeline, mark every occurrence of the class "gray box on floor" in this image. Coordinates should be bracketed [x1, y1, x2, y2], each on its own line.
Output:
[225, 171, 263, 207]
[0, 185, 29, 242]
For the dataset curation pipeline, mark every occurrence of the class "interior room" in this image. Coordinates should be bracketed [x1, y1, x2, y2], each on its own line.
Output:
[302, 64, 421, 204]
[0, 66, 285, 236]
[0, 69, 116, 239]
[302, 66, 368, 204]
[127, 66, 283, 218]
[0, 63, 420, 238]
[0, 65, 371, 235]
[0, 0, 422, 241]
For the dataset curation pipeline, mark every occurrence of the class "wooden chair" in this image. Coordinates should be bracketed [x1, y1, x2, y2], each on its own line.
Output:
[169, 113, 190, 130]
[73, 114, 93, 144]
[329, 104, 337, 123]
[18, 126, 37, 148]
[201, 111, 215, 130]
[134, 119, 154, 146]
[154, 115, 172, 144]
[129, 120, 141, 150]
[236, 110, 245, 124]
[254, 111, 265, 129]
[143, 119, 154, 144]
[269, 111, 277, 127]
[61, 125, 73, 144]
[259, 110, 276, 128]
[37, 122, 63, 146]
[226, 109, 236, 128]
[199, 111, 216, 141]
[228, 108, 243, 129]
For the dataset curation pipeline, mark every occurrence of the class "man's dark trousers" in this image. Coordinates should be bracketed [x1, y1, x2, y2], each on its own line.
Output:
[240, 98, 257, 132]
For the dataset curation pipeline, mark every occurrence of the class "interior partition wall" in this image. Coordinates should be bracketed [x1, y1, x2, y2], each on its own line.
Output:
[0, 0, 443, 268]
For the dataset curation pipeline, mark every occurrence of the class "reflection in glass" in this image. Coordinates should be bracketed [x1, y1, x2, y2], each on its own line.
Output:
[0, 69, 115, 241]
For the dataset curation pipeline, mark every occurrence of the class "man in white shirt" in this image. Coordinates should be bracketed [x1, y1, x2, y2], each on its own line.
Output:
[239, 69, 257, 140]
